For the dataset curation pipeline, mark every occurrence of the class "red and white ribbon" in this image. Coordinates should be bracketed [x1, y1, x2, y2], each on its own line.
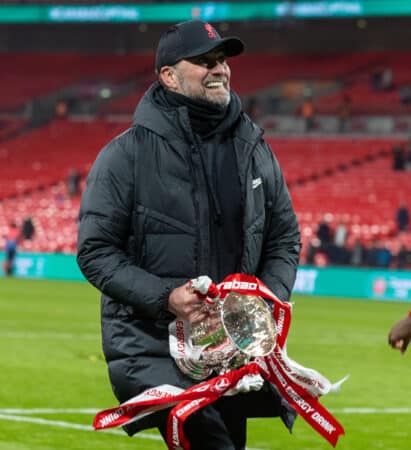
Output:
[93, 273, 346, 448]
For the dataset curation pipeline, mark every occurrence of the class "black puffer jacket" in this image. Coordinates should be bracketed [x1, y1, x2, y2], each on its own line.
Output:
[77, 83, 301, 427]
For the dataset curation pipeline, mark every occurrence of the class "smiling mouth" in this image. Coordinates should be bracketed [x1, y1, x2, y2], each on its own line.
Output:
[205, 81, 226, 89]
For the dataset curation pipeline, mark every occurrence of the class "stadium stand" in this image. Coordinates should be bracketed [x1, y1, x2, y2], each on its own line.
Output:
[3, 50, 410, 118]
[267, 136, 411, 264]
[0, 53, 154, 112]
[0, 32, 410, 266]
[0, 118, 128, 253]
[0, 119, 127, 198]
[314, 51, 411, 116]
[98, 52, 385, 115]
[0, 118, 28, 141]
[1, 124, 410, 261]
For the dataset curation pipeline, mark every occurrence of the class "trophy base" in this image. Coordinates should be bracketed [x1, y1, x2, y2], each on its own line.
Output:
[175, 350, 250, 381]
[174, 358, 213, 381]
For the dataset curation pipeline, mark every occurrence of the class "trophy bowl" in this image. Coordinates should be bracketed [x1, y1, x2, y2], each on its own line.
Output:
[222, 292, 277, 357]
[174, 293, 277, 380]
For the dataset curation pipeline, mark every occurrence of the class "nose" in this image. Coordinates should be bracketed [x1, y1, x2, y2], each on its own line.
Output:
[209, 60, 228, 74]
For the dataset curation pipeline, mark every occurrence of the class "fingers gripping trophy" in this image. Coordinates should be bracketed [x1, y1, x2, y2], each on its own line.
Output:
[169, 275, 278, 380]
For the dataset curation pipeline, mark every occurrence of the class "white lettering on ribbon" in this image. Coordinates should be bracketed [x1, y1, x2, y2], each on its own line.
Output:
[276, 308, 285, 336]
[312, 411, 337, 435]
[175, 399, 204, 418]
[175, 320, 186, 357]
[221, 280, 257, 291]
[172, 415, 179, 447]
[98, 409, 123, 428]
[285, 385, 314, 414]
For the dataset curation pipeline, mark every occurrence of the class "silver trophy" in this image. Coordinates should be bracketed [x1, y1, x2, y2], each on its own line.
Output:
[172, 277, 277, 380]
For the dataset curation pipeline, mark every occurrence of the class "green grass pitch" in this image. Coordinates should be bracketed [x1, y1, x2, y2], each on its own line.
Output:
[1, 277, 410, 450]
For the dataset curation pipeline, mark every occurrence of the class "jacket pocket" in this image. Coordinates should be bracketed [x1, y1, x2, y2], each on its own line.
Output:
[144, 207, 195, 235]
[135, 205, 196, 278]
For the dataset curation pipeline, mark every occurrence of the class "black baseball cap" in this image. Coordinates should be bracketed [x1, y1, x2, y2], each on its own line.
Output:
[155, 20, 244, 72]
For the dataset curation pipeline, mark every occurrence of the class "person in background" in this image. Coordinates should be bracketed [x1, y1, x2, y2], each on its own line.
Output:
[245, 96, 261, 121]
[371, 67, 393, 91]
[381, 67, 393, 91]
[365, 238, 379, 267]
[55, 100, 68, 118]
[375, 240, 392, 268]
[404, 138, 411, 171]
[316, 215, 332, 251]
[77, 19, 301, 450]
[66, 168, 81, 197]
[329, 220, 349, 266]
[301, 95, 315, 132]
[21, 216, 35, 240]
[371, 68, 382, 91]
[338, 95, 351, 133]
[3, 222, 20, 276]
[388, 311, 411, 354]
[396, 202, 409, 232]
[392, 144, 405, 171]
[399, 84, 411, 106]
[396, 243, 409, 269]
[349, 237, 366, 267]
[305, 237, 320, 265]
[334, 220, 348, 248]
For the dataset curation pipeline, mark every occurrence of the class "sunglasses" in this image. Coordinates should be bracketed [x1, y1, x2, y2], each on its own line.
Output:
[185, 54, 227, 69]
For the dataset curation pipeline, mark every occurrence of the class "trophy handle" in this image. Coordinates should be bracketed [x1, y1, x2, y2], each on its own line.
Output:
[189, 276, 219, 304]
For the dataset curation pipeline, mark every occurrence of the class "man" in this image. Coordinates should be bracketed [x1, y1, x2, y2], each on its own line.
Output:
[388, 312, 411, 354]
[3, 221, 20, 276]
[396, 201, 409, 232]
[77, 20, 301, 449]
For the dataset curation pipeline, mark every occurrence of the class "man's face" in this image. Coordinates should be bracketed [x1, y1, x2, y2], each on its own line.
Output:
[172, 49, 231, 107]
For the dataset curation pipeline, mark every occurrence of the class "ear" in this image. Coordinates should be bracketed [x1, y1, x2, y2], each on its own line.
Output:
[159, 66, 178, 90]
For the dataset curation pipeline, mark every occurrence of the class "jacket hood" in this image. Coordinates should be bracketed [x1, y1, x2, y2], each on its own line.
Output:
[132, 82, 263, 145]
[132, 82, 186, 144]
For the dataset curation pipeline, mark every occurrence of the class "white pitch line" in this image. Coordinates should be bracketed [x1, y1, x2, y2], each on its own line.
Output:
[0, 408, 98, 414]
[330, 407, 411, 414]
[0, 412, 263, 450]
[0, 413, 162, 440]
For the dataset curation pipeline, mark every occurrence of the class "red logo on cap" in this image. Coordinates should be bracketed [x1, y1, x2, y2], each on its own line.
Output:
[205, 23, 217, 39]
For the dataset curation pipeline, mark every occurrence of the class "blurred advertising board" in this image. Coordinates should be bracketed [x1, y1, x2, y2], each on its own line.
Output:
[1, 252, 411, 301]
[295, 266, 411, 302]
[0, 252, 84, 281]
[1, 1, 411, 24]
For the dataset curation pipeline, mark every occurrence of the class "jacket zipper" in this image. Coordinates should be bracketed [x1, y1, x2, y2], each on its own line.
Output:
[238, 129, 265, 272]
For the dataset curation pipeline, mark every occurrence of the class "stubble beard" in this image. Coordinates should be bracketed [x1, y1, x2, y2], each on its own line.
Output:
[177, 73, 231, 108]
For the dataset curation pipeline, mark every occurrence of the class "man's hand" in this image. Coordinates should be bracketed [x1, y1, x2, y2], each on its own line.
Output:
[388, 315, 411, 354]
[167, 282, 209, 324]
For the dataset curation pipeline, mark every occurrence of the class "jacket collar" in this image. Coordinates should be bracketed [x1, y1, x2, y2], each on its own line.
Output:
[132, 82, 189, 149]
[132, 82, 264, 150]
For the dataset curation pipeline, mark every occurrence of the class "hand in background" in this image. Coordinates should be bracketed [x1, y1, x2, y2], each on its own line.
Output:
[388, 315, 411, 354]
